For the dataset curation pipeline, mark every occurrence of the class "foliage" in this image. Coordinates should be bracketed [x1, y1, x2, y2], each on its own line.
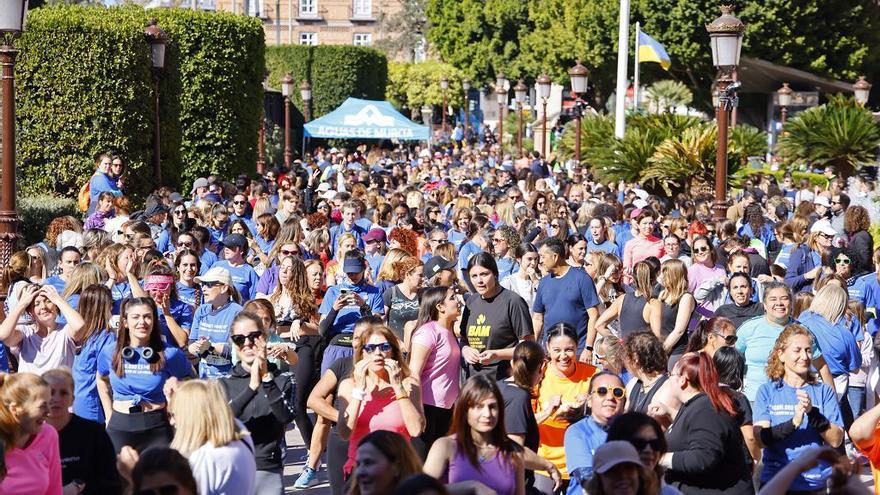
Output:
[645, 80, 693, 113]
[387, 61, 465, 112]
[18, 195, 79, 247]
[557, 113, 765, 195]
[266, 45, 388, 118]
[375, 0, 428, 62]
[776, 95, 880, 176]
[14, 5, 264, 200]
[737, 168, 829, 189]
[425, 0, 529, 84]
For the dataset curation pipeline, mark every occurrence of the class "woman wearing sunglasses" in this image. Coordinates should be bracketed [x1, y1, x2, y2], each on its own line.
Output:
[533, 324, 595, 493]
[753, 324, 844, 493]
[156, 201, 193, 254]
[660, 352, 753, 495]
[219, 311, 295, 495]
[337, 324, 424, 479]
[188, 267, 243, 379]
[565, 372, 627, 494]
[606, 412, 677, 495]
[785, 219, 836, 293]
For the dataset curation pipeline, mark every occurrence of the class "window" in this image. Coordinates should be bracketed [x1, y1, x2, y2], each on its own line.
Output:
[353, 0, 371, 17]
[299, 0, 316, 16]
[300, 32, 318, 45]
[247, 0, 261, 16]
[353, 33, 372, 46]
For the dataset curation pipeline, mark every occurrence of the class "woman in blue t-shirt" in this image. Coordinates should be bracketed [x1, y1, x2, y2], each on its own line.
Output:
[71, 285, 117, 424]
[131, 262, 194, 349]
[174, 249, 202, 310]
[97, 297, 194, 454]
[188, 267, 244, 379]
[754, 323, 844, 492]
[98, 243, 135, 315]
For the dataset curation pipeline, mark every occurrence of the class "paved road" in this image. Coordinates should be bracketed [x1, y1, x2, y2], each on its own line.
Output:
[283, 425, 332, 494]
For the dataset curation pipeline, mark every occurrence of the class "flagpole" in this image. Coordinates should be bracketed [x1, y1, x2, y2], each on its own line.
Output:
[614, 0, 630, 138]
[634, 22, 640, 111]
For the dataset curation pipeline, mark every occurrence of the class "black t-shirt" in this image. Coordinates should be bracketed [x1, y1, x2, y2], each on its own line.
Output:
[383, 285, 419, 340]
[715, 301, 765, 329]
[460, 287, 533, 378]
[499, 379, 539, 451]
[329, 355, 354, 411]
[59, 415, 122, 494]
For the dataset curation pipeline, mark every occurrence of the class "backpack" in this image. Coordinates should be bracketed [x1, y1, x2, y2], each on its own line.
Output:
[77, 179, 91, 212]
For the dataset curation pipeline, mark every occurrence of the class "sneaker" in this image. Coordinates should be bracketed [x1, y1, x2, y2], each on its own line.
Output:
[293, 467, 319, 489]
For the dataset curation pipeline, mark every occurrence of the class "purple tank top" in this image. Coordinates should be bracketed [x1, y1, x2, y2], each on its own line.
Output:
[448, 445, 516, 495]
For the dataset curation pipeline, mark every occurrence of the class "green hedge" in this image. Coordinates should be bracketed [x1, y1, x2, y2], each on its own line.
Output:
[740, 168, 830, 189]
[14, 5, 264, 200]
[18, 195, 79, 247]
[266, 45, 388, 118]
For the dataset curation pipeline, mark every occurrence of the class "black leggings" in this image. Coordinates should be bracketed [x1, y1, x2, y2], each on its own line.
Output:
[327, 428, 350, 495]
[293, 334, 321, 446]
[106, 409, 174, 454]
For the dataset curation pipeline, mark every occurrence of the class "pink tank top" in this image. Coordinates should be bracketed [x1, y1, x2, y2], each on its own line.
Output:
[448, 444, 516, 495]
[344, 388, 410, 475]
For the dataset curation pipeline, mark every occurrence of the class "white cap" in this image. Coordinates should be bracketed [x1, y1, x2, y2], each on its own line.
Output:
[316, 182, 331, 192]
[632, 188, 649, 200]
[810, 219, 837, 237]
[321, 190, 337, 200]
[633, 199, 648, 209]
[194, 266, 232, 286]
[814, 196, 831, 208]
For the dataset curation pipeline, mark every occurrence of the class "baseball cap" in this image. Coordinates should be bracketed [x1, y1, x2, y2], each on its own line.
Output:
[423, 256, 456, 278]
[144, 203, 169, 217]
[810, 219, 837, 237]
[316, 183, 331, 192]
[194, 266, 232, 286]
[191, 177, 208, 194]
[363, 228, 387, 243]
[342, 254, 366, 274]
[593, 441, 642, 475]
[814, 196, 831, 208]
[222, 233, 248, 250]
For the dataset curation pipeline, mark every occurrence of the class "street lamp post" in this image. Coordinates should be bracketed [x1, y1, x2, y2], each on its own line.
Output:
[300, 80, 311, 156]
[706, 5, 745, 221]
[462, 79, 471, 143]
[421, 104, 434, 149]
[854, 76, 872, 106]
[281, 73, 293, 168]
[257, 70, 268, 175]
[777, 82, 792, 124]
[0, 0, 27, 294]
[496, 72, 508, 147]
[440, 76, 448, 134]
[145, 20, 168, 185]
[569, 60, 590, 166]
[514, 79, 527, 157]
[537, 74, 551, 159]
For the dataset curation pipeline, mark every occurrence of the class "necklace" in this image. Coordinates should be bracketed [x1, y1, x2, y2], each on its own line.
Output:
[475, 442, 495, 462]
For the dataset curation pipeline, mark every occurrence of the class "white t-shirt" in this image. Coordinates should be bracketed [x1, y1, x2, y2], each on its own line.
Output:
[501, 275, 537, 314]
[188, 435, 257, 495]
[13, 324, 75, 375]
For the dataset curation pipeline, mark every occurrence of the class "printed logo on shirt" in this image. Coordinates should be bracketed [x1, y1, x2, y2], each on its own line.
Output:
[124, 363, 154, 375]
[467, 313, 490, 351]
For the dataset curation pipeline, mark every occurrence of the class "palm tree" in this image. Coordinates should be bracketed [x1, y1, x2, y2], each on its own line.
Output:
[645, 80, 693, 114]
[776, 94, 880, 176]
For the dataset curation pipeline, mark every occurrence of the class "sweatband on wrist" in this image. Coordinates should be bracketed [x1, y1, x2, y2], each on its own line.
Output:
[807, 408, 831, 433]
[352, 388, 367, 402]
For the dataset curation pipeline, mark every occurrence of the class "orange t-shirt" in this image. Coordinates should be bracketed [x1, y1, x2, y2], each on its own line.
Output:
[854, 429, 880, 494]
[535, 362, 597, 479]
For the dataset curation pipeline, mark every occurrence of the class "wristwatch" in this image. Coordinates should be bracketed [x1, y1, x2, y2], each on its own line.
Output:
[584, 345, 594, 352]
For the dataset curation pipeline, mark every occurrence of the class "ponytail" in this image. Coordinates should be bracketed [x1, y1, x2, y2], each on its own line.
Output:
[674, 352, 737, 417]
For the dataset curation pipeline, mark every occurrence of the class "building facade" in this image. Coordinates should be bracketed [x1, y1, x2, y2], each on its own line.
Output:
[207, 0, 402, 47]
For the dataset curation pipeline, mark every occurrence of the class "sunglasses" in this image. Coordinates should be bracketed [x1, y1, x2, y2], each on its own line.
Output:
[630, 437, 663, 452]
[713, 332, 738, 345]
[136, 486, 180, 495]
[363, 342, 392, 354]
[280, 249, 299, 256]
[430, 238, 446, 243]
[200, 281, 221, 289]
[694, 246, 710, 254]
[492, 238, 505, 243]
[177, 241, 193, 248]
[835, 258, 851, 265]
[592, 386, 625, 399]
[317, 204, 330, 210]
[233, 201, 248, 206]
[819, 233, 833, 239]
[173, 209, 186, 215]
[231, 330, 263, 347]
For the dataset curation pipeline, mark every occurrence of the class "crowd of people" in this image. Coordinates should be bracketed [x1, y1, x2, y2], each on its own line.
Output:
[0, 146, 879, 495]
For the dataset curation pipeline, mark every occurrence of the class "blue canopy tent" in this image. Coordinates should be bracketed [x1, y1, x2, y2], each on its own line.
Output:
[303, 97, 430, 140]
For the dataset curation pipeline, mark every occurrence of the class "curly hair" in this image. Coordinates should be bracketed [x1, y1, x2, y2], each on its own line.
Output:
[388, 227, 419, 256]
[844, 205, 870, 235]
[495, 225, 521, 249]
[270, 256, 316, 320]
[624, 332, 668, 375]
[306, 212, 328, 230]
[45, 217, 77, 246]
[765, 323, 817, 383]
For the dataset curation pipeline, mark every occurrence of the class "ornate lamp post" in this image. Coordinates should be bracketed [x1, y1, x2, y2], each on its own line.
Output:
[514, 79, 528, 157]
[300, 80, 312, 122]
[461, 78, 471, 143]
[439, 76, 448, 133]
[569, 60, 590, 165]
[421, 104, 434, 149]
[854, 76, 872, 106]
[706, 5, 745, 220]
[257, 70, 268, 174]
[495, 72, 508, 147]
[0, 0, 27, 294]
[145, 20, 168, 184]
[777, 82, 792, 124]
[711, 87, 720, 109]
[537, 74, 552, 158]
[280, 73, 293, 168]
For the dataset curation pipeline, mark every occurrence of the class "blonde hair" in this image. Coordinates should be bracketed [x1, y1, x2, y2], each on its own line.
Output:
[62, 262, 106, 298]
[808, 284, 848, 324]
[335, 233, 357, 261]
[170, 380, 245, 456]
[659, 259, 688, 306]
[0, 373, 48, 452]
[376, 248, 410, 282]
[42, 368, 74, 390]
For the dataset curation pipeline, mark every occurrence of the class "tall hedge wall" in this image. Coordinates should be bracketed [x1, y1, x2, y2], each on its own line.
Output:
[266, 45, 388, 119]
[14, 5, 264, 200]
